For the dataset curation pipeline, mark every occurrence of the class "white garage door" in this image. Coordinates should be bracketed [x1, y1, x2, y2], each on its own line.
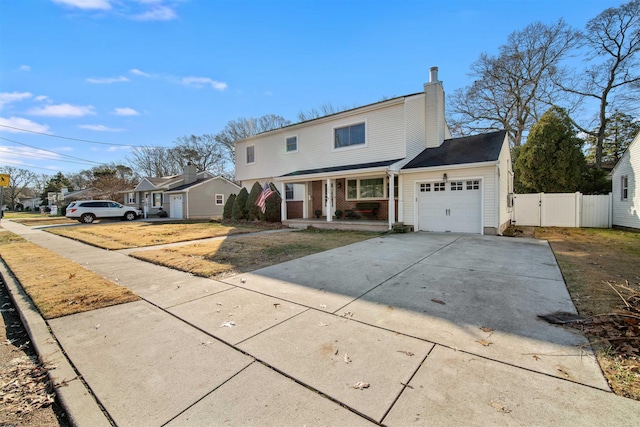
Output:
[417, 180, 482, 233]
[170, 194, 183, 219]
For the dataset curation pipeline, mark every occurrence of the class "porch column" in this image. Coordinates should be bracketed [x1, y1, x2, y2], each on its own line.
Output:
[398, 174, 404, 223]
[302, 182, 309, 219]
[280, 181, 287, 221]
[326, 178, 333, 222]
[388, 172, 395, 230]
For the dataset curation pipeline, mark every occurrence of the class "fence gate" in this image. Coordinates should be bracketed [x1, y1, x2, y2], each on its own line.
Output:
[513, 192, 611, 228]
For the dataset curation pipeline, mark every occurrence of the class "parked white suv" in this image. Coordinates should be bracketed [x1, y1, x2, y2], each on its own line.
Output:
[66, 200, 142, 223]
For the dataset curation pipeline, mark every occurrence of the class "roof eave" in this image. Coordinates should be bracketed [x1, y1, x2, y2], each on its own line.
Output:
[400, 160, 499, 174]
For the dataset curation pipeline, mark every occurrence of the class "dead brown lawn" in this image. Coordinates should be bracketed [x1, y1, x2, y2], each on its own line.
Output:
[0, 231, 138, 319]
[534, 227, 640, 400]
[47, 221, 270, 250]
[131, 229, 379, 279]
[10, 217, 78, 226]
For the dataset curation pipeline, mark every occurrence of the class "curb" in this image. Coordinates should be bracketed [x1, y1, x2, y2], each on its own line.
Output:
[0, 260, 112, 427]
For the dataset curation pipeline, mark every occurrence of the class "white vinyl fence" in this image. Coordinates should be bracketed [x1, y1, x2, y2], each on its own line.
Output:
[513, 193, 612, 228]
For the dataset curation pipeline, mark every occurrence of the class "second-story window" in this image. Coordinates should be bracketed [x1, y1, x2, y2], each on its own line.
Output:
[286, 136, 298, 153]
[334, 123, 365, 149]
[246, 145, 255, 164]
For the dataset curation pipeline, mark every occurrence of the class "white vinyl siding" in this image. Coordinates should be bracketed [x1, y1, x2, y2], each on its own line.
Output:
[235, 101, 406, 182]
[404, 94, 427, 161]
[612, 133, 639, 229]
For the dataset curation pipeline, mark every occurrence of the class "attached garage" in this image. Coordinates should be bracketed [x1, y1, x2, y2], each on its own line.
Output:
[416, 179, 482, 233]
[400, 130, 513, 235]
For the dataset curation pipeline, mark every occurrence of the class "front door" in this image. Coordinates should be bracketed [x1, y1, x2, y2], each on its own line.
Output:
[170, 194, 183, 219]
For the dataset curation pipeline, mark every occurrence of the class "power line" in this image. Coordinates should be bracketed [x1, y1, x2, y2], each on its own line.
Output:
[0, 124, 153, 147]
[0, 136, 104, 165]
[0, 159, 72, 172]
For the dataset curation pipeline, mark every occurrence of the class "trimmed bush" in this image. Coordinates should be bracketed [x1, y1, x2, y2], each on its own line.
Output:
[232, 187, 249, 220]
[246, 181, 263, 221]
[262, 187, 282, 222]
[223, 193, 236, 219]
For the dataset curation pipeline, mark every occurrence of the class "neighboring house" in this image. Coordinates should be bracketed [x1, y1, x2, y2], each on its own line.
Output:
[126, 163, 241, 219]
[235, 67, 513, 235]
[611, 130, 640, 230]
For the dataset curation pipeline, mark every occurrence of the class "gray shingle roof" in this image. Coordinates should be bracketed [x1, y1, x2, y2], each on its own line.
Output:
[281, 158, 404, 177]
[402, 130, 506, 170]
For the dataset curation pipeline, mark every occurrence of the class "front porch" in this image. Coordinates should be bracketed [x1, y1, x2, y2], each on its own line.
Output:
[283, 217, 391, 232]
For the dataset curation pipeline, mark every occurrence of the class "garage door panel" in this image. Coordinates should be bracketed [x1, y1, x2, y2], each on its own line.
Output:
[417, 181, 481, 234]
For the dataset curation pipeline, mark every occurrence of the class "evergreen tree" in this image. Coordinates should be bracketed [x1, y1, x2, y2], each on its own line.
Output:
[245, 182, 263, 221]
[262, 186, 282, 222]
[231, 187, 249, 220]
[515, 107, 586, 193]
[223, 193, 236, 219]
[40, 172, 74, 205]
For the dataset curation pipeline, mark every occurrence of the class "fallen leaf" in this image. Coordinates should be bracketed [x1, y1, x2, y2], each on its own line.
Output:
[353, 381, 370, 390]
[68, 273, 76, 279]
[344, 353, 352, 364]
[431, 299, 446, 305]
[480, 326, 494, 333]
[476, 339, 492, 347]
[94, 324, 101, 330]
[532, 355, 540, 361]
[216, 302, 223, 306]
[319, 304, 327, 309]
[273, 303, 281, 308]
[219, 321, 236, 328]
[342, 311, 354, 318]
[397, 350, 415, 356]
[489, 401, 512, 413]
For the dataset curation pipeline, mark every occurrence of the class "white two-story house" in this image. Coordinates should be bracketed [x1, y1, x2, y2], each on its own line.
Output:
[235, 68, 513, 235]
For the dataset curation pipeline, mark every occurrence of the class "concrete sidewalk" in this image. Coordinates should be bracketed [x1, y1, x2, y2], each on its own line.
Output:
[2, 220, 639, 426]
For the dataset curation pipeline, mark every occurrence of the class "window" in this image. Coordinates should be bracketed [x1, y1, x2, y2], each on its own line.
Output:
[285, 136, 298, 153]
[466, 180, 480, 190]
[334, 123, 365, 149]
[434, 182, 445, 191]
[420, 183, 431, 192]
[621, 175, 629, 200]
[285, 184, 294, 200]
[346, 177, 386, 199]
[127, 193, 136, 204]
[246, 145, 255, 164]
[215, 194, 224, 205]
[360, 178, 384, 198]
[451, 181, 463, 191]
[152, 192, 162, 208]
[347, 180, 358, 199]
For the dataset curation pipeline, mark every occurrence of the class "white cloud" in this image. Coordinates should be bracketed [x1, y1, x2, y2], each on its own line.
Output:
[18, 65, 31, 72]
[131, 4, 177, 21]
[0, 145, 61, 162]
[28, 103, 95, 117]
[34, 95, 50, 102]
[86, 76, 130, 84]
[182, 77, 228, 91]
[78, 124, 124, 132]
[130, 68, 151, 77]
[52, 0, 112, 10]
[0, 116, 50, 133]
[113, 107, 139, 116]
[0, 92, 33, 108]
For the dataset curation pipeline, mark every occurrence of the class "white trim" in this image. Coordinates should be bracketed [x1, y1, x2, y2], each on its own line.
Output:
[400, 161, 499, 175]
[215, 194, 224, 205]
[246, 145, 256, 165]
[273, 164, 398, 182]
[332, 120, 368, 152]
[285, 134, 298, 154]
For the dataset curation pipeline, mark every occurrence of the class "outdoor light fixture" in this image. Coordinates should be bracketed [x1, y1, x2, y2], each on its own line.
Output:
[337, 181, 342, 189]
[443, 173, 447, 182]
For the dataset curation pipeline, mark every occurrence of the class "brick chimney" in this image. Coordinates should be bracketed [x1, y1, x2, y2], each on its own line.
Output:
[184, 162, 197, 185]
[424, 66, 446, 148]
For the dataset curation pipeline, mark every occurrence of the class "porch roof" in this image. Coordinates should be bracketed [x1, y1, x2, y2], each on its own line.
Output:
[279, 158, 404, 179]
[402, 130, 506, 169]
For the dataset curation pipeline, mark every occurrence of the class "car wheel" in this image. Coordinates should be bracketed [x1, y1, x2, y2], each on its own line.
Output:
[81, 213, 95, 224]
[124, 211, 137, 221]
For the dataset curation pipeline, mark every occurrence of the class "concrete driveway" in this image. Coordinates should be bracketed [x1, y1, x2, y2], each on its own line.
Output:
[3, 220, 638, 426]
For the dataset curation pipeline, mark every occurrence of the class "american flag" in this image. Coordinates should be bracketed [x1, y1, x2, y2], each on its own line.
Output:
[256, 182, 275, 213]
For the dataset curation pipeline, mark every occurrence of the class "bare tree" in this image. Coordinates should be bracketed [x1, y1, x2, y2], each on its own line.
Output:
[0, 166, 37, 210]
[171, 134, 228, 175]
[557, 0, 640, 168]
[449, 19, 579, 146]
[214, 114, 291, 166]
[128, 146, 181, 177]
[297, 103, 354, 122]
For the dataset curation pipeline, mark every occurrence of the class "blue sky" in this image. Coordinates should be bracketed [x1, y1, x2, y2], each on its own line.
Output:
[0, 0, 625, 176]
